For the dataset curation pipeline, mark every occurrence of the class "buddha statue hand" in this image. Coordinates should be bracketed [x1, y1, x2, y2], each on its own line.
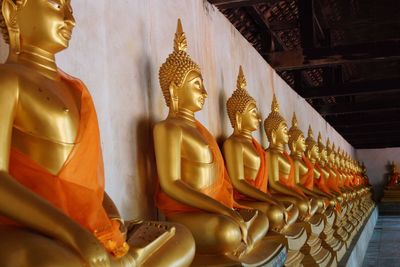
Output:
[68, 224, 111, 267]
[226, 208, 251, 248]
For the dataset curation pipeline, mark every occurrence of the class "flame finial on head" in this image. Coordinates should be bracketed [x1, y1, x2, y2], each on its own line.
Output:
[173, 19, 188, 52]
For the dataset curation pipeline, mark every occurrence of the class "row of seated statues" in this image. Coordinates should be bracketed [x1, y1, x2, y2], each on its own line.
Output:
[0, 1, 374, 266]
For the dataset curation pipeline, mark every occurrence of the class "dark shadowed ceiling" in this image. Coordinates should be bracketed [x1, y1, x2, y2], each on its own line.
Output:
[208, 0, 400, 149]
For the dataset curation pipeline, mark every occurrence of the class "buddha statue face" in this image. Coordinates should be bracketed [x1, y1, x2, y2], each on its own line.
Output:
[274, 122, 289, 145]
[174, 70, 207, 113]
[309, 145, 319, 160]
[320, 148, 328, 163]
[295, 135, 306, 153]
[1, 0, 75, 53]
[240, 103, 261, 131]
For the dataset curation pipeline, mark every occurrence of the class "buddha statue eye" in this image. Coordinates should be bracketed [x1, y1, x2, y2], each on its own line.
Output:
[48, 0, 62, 10]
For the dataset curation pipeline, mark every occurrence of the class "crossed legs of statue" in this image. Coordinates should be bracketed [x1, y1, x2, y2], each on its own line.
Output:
[168, 210, 269, 256]
[0, 222, 195, 267]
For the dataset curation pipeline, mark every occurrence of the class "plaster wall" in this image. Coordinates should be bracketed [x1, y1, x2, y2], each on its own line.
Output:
[0, 0, 354, 220]
[356, 148, 400, 201]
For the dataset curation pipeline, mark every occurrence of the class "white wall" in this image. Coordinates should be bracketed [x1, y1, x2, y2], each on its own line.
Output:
[0, 0, 354, 220]
[356, 148, 400, 201]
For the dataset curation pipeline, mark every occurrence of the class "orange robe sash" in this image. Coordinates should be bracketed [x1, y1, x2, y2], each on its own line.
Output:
[301, 156, 314, 190]
[326, 167, 341, 194]
[280, 152, 306, 197]
[234, 139, 269, 201]
[315, 163, 332, 195]
[156, 121, 236, 215]
[5, 70, 128, 258]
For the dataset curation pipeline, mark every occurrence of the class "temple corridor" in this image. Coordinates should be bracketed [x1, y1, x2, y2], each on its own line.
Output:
[362, 215, 400, 266]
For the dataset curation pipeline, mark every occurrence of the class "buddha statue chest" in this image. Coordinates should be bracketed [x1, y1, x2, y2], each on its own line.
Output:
[4, 65, 81, 174]
[277, 153, 291, 180]
[173, 121, 217, 190]
[241, 141, 261, 181]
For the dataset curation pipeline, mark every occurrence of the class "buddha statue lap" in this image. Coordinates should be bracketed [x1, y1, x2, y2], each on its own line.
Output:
[153, 20, 273, 266]
[222, 67, 306, 266]
[0, 1, 195, 266]
[287, 114, 335, 267]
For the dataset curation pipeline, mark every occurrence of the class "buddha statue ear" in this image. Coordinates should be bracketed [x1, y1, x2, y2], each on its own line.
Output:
[168, 82, 179, 115]
[2, 0, 24, 54]
[235, 111, 242, 132]
[270, 130, 277, 144]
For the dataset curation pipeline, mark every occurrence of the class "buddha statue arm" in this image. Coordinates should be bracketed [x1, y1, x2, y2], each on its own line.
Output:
[295, 162, 318, 197]
[0, 75, 109, 265]
[312, 168, 332, 197]
[103, 192, 121, 220]
[154, 123, 240, 219]
[268, 154, 306, 199]
[223, 140, 279, 206]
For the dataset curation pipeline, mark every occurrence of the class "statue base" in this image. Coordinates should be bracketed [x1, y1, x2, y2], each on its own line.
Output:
[339, 205, 377, 267]
[191, 235, 286, 267]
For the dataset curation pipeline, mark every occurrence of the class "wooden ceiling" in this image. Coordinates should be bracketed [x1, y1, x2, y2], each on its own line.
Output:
[208, 0, 400, 149]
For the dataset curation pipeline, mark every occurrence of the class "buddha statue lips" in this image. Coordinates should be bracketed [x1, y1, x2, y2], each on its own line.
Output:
[0, 1, 195, 267]
[154, 20, 272, 265]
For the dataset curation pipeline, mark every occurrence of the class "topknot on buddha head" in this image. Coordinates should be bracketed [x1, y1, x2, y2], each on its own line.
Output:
[159, 19, 201, 108]
[226, 66, 257, 128]
[264, 94, 287, 141]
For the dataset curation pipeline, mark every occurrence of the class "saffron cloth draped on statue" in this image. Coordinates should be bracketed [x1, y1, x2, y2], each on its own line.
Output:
[156, 121, 237, 215]
[4, 70, 128, 258]
[233, 139, 269, 201]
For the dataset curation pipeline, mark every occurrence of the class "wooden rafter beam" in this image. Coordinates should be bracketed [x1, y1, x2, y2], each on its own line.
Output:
[267, 40, 400, 71]
[298, 78, 400, 99]
[316, 100, 400, 116]
[327, 111, 400, 127]
[208, 0, 281, 9]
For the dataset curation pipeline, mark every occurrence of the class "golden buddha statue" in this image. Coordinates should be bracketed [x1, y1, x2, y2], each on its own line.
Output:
[317, 134, 351, 247]
[264, 95, 311, 222]
[382, 161, 400, 203]
[153, 20, 274, 266]
[222, 67, 308, 266]
[0, 2, 194, 266]
[288, 114, 325, 214]
[223, 66, 298, 231]
[287, 115, 336, 266]
[305, 128, 346, 262]
[305, 128, 336, 203]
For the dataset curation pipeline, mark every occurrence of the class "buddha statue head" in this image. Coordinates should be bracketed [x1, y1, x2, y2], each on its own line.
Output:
[159, 19, 207, 116]
[288, 113, 306, 155]
[264, 94, 289, 147]
[326, 139, 336, 165]
[226, 66, 260, 134]
[305, 126, 319, 161]
[317, 132, 328, 164]
[0, 0, 75, 55]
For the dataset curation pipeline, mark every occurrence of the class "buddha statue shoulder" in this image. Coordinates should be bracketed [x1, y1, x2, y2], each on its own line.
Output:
[222, 66, 298, 232]
[264, 95, 311, 221]
[153, 20, 270, 265]
[0, 1, 194, 266]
